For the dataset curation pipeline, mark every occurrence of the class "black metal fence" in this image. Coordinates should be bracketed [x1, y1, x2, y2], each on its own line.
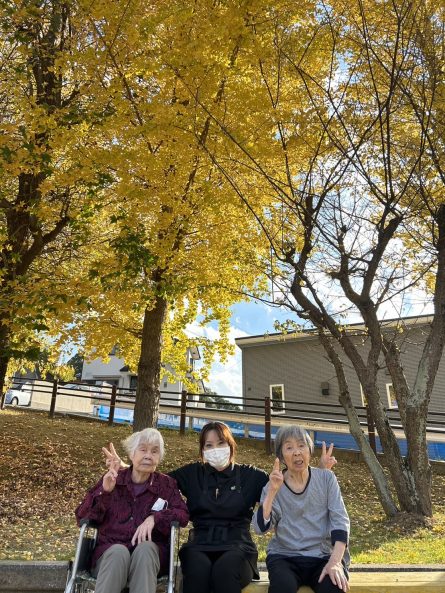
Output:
[2, 376, 444, 456]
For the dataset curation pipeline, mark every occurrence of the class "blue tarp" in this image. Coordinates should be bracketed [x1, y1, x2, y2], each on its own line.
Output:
[93, 406, 445, 461]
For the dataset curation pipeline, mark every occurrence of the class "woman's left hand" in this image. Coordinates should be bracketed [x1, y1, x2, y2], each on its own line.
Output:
[131, 515, 155, 546]
[318, 561, 349, 592]
[319, 441, 337, 470]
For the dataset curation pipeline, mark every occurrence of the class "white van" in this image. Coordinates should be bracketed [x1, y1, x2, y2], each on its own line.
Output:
[5, 383, 33, 406]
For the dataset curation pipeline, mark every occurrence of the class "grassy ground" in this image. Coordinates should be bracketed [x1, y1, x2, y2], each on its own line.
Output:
[1, 409, 444, 564]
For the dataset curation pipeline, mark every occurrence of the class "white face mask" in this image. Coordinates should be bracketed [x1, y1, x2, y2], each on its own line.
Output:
[203, 446, 231, 470]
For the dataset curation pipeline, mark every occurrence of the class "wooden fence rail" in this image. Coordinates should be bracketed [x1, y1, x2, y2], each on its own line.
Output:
[2, 377, 445, 458]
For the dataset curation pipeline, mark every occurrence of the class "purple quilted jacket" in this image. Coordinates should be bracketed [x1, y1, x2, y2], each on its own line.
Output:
[75, 468, 189, 572]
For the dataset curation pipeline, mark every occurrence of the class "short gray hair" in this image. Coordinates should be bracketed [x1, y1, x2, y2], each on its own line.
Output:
[274, 425, 314, 461]
[122, 428, 165, 461]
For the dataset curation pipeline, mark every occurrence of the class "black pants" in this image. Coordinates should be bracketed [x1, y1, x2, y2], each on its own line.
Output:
[180, 547, 254, 593]
[267, 555, 349, 593]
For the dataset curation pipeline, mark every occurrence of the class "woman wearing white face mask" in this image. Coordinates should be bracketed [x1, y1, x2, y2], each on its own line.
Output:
[104, 422, 337, 593]
[170, 421, 269, 593]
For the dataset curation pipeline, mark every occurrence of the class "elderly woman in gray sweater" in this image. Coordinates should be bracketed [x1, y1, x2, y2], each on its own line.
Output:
[252, 425, 350, 593]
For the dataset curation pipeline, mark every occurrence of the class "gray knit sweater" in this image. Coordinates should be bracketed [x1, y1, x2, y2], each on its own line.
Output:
[251, 467, 350, 566]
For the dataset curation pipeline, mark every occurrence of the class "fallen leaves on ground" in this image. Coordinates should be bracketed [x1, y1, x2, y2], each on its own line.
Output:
[1, 409, 444, 563]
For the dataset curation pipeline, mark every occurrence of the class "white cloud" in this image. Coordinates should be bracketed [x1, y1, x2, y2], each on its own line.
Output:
[185, 320, 249, 342]
[209, 355, 243, 397]
[185, 320, 248, 396]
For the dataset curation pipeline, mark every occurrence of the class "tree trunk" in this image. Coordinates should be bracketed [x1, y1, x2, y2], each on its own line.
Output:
[133, 296, 168, 431]
[320, 333, 399, 516]
[0, 321, 11, 408]
[360, 378, 422, 513]
[385, 334, 432, 516]
[405, 400, 431, 516]
[402, 205, 445, 517]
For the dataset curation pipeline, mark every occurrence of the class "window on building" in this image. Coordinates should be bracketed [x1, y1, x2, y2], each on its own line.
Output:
[270, 384, 285, 414]
[130, 376, 138, 390]
[361, 383, 398, 409]
[386, 383, 397, 409]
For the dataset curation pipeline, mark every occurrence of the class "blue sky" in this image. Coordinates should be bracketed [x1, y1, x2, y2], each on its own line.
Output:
[201, 299, 296, 397]
[230, 300, 294, 336]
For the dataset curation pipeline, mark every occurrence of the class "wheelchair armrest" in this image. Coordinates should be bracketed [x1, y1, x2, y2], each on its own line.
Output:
[167, 521, 181, 593]
[65, 521, 98, 593]
[79, 518, 100, 529]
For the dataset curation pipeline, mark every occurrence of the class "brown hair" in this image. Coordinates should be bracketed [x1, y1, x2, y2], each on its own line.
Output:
[199, 421, 237, 462]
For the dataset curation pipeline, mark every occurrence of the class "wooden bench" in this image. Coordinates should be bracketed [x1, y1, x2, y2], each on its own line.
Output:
[242, 570, 445, 593]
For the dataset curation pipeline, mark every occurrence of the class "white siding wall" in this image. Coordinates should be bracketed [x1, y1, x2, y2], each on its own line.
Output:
[81, 356, 184, 404]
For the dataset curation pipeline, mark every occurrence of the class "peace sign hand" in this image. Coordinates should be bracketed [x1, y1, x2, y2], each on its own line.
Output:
[102, 463, 120, 493]
[269, 457, 284, 493]
[102, 442, 124, 470]
[101, 443, 123, 493]
[320, 441, 337, 470]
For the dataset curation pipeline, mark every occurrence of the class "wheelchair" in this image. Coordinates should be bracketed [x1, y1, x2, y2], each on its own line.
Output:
[64, 520, 180, 593]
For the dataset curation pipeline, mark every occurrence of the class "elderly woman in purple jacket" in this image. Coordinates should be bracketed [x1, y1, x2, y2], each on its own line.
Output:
[75, 428, 189, 593]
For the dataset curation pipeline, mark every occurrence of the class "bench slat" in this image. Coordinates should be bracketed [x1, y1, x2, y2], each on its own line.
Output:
[243, 571, 445, 593]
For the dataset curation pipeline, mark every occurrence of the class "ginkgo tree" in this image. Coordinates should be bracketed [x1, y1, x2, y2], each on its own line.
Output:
[0, 0, 283, 429]
[0, 0, 122, 402]
[56, 0, 272, 430]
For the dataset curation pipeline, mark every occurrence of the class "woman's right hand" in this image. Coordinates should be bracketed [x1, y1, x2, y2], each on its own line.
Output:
[269, 457, 284, 493]
[102, 442, 123, 469]
[102, 456, 121, 493]
[262, 458, 284, 523]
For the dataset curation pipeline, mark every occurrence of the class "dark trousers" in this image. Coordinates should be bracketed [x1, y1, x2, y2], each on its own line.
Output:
[267, 555, 349, 593]
[180, 547, 254, 593]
